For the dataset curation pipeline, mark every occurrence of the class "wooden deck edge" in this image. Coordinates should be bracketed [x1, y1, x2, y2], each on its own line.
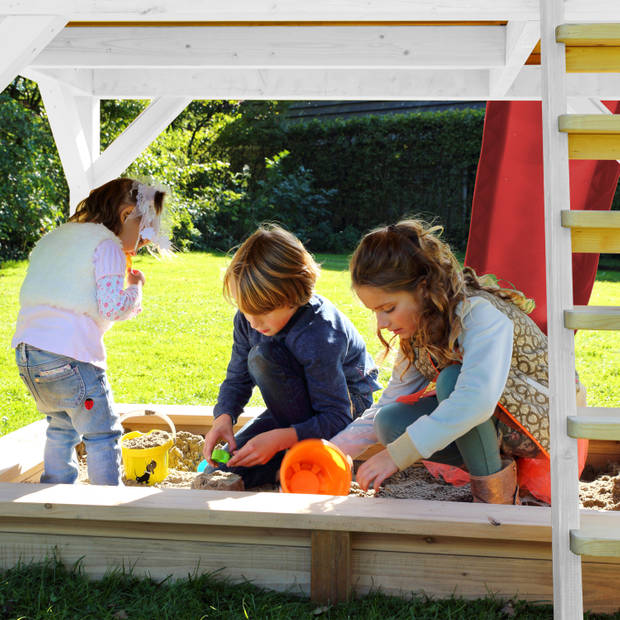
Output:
[1, 492, 619, 613]
[0, 419, 47, 482]
[2, 409, 620, 613]
[0, 481, 551, 541]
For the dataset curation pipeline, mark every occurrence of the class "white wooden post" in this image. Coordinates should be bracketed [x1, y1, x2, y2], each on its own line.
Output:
[37, 76, 94, 212]
[539, 0, 583, 618]
[76, 96, 101, 166]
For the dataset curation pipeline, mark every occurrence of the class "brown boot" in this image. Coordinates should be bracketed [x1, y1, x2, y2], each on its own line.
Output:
[470, 459, 521, 504]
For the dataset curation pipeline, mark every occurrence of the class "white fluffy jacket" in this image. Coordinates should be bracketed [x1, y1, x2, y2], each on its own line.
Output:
[19, 222, 122, 327]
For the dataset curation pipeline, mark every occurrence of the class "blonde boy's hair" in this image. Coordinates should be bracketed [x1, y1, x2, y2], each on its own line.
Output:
[223, 224, 320, 315]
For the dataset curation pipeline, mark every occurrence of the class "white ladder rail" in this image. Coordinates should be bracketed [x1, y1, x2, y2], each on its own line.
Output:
[540, 1, 584, 618]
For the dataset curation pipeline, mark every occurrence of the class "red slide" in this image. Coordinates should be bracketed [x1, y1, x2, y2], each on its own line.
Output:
[465, 100, 619, 334]
[426, 101, 619, 503]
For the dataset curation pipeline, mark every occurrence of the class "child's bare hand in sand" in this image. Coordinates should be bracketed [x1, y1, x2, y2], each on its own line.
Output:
[228, 428, 297, 468]
[355, 449, 398, 493]
[203, 414, 237, 467]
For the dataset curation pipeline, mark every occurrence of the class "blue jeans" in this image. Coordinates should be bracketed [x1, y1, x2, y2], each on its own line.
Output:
[373, 364, 502, 476]
[215, 341, 370, 488]
[15, 343, 123, 485]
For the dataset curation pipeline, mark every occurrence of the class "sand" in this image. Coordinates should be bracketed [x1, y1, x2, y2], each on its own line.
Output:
[100, 430, 619, 509]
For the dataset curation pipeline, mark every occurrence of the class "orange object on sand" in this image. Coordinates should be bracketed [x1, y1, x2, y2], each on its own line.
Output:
[280, 439, 352, 495]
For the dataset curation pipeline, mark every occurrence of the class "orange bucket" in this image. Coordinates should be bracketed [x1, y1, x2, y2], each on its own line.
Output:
[280, 439, 352, 495]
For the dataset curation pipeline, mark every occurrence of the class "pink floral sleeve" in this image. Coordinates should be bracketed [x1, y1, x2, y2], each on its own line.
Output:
[96, 275, 142, 321]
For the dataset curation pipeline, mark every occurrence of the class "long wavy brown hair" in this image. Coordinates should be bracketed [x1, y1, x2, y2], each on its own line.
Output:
[68, 178, 165, 235]
[350, 219, 534, 369]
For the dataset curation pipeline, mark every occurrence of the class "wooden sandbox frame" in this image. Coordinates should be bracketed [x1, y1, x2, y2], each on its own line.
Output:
[1, 406, 620, 613]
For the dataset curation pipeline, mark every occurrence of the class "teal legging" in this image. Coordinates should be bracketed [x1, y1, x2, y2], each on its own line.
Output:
[374, 364, 502, 476]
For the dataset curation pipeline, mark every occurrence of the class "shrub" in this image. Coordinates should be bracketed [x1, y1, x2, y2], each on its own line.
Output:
[214, 108, 485, 250]
[0, 92, 67, 261]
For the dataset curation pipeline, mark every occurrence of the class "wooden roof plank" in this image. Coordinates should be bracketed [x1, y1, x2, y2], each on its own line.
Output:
[31, 26, 506, 70]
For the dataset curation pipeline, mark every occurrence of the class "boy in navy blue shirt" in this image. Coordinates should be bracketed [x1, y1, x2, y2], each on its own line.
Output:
[203, 224, 381, 488]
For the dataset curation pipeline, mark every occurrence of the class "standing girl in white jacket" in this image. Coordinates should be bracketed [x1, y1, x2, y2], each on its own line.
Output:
[13, 178, 167, 485]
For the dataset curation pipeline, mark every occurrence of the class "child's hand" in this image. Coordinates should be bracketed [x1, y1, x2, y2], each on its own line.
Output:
[203, 414, 236, 467]
[355, 449, 398, 493]
[127, 269, 145, 287]
[228, 428, 297, 468]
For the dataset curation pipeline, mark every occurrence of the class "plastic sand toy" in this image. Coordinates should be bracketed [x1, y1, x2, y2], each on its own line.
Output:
[197, 448, 231, 472]
[280, 439, 352, 495]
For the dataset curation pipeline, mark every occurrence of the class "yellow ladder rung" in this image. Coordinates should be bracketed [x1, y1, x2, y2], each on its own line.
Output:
[571, 528, 620, 558]
[568, 135, 620, 159]
[568, 408, 620, 440]
[559, 115, 620, 133]
[561, 210, 620, 253]
[564, 306, 620, 330]
[559, 114, 620, 159]
[557, 23, 620, 46]
[566, 47, 620, 73]
[557, 24, 620, 72]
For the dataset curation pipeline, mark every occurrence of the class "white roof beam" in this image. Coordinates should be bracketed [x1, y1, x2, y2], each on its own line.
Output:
[564, 0, 620, 21]
[0, 15, 66, 92]
[489, 21, 539, 98]
[21, 67, 93, 96]
[31, 26, 505, 70]
[32, 67, 490, 100]
[2, 1, 619, 22]
[0, 2, 537, 21]
[509, 67, 620, 100]
[567, 98, 614, 116]
[30, 66, 620, 101]
[90, 97, 191, 187]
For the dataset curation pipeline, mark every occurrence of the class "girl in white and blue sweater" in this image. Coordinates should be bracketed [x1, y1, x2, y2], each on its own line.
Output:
[330, 219, 561, 505]
[13, 178, 167, 485]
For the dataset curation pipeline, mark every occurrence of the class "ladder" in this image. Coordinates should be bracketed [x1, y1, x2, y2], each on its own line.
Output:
[540, 3, 620, 618]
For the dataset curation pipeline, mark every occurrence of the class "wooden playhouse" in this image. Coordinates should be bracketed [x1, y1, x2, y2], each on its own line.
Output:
[0, 1, 619, 616]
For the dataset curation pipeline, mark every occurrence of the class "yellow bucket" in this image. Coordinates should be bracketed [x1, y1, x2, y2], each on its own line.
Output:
[120, 411, 176, 485]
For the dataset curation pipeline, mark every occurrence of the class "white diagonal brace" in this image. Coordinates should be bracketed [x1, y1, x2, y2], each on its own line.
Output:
[90, 97, 191, 187]
[0, 15, 66, 93]
[32, 26, 506, 70]
[489, 21, 539, 98]
[37, 75, 94, 212]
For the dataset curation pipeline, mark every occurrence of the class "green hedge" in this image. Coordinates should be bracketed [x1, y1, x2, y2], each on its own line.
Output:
[0, 91, 67, 261]
[214, 108, 486, 250]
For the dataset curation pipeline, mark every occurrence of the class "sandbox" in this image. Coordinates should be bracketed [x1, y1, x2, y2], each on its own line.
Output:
[1, 405, 620, 613]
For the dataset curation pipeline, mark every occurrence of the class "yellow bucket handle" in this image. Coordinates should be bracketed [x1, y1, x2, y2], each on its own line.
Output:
[119, 409, 177, 445]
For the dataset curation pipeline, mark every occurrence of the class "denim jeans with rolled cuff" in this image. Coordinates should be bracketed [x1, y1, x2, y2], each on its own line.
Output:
[213, 340, 371, 488]
[15, 343, 123, 485]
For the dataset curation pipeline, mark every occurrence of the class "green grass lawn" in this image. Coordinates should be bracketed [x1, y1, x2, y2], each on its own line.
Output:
[0, 558, 563, 620]
[1, 252, 618, 435]
[1, 253, 618, 618]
